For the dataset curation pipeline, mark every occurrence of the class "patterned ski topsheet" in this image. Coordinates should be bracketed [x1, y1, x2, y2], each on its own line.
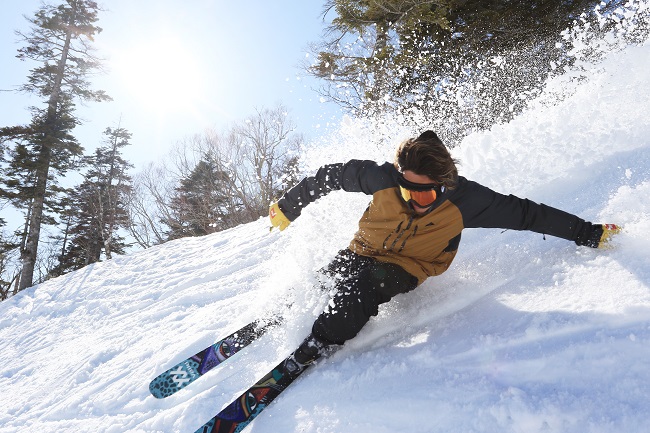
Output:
[193, 358, 311, 433]
[149, 317, 281, 399]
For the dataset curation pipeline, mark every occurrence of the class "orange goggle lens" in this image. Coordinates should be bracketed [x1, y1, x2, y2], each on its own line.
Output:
[399, 186, 437, 207]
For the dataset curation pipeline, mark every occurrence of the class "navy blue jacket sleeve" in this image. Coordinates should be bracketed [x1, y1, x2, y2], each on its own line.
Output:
[450, 177, 589, 242]
[278, 160, 396, 221]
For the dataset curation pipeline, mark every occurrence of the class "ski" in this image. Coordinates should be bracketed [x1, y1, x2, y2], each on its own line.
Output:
[149, 317, 282, 399]
[193, 355, 310, 433]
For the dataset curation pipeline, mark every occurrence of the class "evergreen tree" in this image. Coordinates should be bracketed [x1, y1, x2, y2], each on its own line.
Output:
[52, 127, 133, 276]
[1, 101, 82, 281]
[0, 0, 109, 290]
[166, 157, 235, 240]
[311, 0, 601, 137]
[86, 127, 133, 260]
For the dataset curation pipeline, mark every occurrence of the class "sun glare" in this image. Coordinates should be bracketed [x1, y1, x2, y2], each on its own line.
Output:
[112, 35, 204, 115]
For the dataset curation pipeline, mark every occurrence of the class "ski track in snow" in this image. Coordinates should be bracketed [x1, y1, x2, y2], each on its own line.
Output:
[2, 7, 650, 433]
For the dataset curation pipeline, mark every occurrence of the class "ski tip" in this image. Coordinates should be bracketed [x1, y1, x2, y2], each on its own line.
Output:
[149, 374, 180, 399]
[149, 381, 166, 399]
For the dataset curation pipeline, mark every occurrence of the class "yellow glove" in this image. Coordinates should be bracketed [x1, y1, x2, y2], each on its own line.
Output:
[598, 224, 622, 248]
[269, 202, 291, 231]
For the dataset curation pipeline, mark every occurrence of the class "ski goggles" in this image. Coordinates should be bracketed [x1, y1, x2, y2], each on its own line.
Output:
[397, 175, 443, 208]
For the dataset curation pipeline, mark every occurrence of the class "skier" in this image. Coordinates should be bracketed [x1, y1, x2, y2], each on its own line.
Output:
[268, 130, 621, 376]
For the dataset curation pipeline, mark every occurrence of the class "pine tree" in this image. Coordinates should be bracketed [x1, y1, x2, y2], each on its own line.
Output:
[166, 158, 235, 240]
[52, 127, 133, 276]
[311, 0, 600, 124]
[0, 1, 110, 290]
[86, 127, 133, 260]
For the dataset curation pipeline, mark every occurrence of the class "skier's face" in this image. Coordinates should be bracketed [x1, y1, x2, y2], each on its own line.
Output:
[399, 170, 441, 214]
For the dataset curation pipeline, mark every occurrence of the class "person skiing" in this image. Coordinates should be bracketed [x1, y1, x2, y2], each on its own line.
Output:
[268, 130, 621, 376]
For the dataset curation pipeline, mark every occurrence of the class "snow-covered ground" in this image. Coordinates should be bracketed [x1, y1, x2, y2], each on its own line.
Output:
[2, 4, 650, 433]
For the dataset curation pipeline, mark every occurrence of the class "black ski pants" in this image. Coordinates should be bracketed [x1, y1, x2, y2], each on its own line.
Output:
[311, 249, 419, 345]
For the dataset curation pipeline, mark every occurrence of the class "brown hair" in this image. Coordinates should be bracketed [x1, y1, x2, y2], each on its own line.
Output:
[394, 131, 459, 189]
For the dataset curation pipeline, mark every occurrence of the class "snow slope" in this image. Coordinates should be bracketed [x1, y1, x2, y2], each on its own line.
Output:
[2, 5, 650, 433]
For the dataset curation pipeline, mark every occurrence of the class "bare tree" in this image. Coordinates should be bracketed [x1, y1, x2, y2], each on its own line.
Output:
[0, 231, 21, 300]
[128, 104, 303, 243]
[232, 105, 303, 217]
[126, 167, 169, 248]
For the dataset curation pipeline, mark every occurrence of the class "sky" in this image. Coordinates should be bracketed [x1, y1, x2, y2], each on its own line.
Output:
[0, 0, 343, 170]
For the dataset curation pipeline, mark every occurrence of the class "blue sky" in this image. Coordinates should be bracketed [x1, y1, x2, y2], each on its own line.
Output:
[0, 0, 342, 169]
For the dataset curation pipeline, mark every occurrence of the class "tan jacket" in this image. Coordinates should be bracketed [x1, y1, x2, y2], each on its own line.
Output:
[279, 160, 589, 285]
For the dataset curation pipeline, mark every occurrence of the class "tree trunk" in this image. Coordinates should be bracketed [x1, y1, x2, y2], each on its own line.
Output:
[19, 146, 51, 290]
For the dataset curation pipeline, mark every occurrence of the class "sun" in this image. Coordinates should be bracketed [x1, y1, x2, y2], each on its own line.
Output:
[111, 35, 205, 115]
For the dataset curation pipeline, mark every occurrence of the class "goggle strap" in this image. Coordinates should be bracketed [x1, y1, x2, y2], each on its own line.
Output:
[397, 176, 439, 191]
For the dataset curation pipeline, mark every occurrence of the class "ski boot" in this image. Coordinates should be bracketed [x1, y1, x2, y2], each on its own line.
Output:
[282, 333, 331, 378]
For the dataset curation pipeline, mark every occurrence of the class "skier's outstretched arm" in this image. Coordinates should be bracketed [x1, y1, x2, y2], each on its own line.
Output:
[455, 178, 621, 248]
[269, 159, 395, 231]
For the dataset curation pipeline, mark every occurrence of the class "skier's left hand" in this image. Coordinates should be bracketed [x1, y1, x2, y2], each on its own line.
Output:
[597, 224, 622, 248]
[576, 223, 622, 248]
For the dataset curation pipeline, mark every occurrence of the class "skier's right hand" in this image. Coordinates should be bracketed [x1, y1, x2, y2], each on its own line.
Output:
[269, 202, 291, 231]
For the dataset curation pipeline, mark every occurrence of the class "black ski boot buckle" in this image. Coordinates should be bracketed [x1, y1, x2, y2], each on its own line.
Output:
[282, 355, 306, 378]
